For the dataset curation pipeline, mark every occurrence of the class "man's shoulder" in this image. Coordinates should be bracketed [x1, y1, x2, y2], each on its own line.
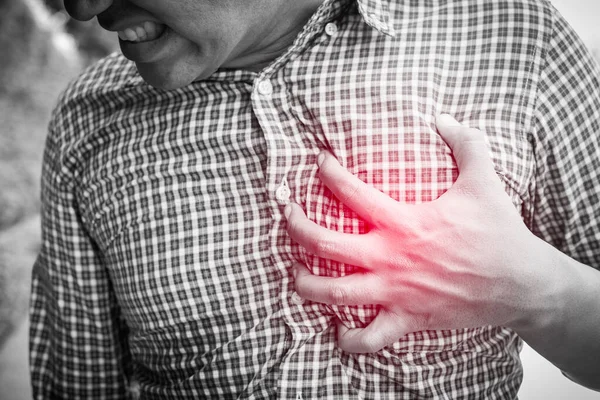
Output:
[56, 52, 143, 111]
[383, 0, 555, 65]
[386, 0, 554, 27]
[48, 53, 145, 147]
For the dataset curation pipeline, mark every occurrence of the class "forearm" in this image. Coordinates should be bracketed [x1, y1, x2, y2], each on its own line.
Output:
[512, 237, 600, 391]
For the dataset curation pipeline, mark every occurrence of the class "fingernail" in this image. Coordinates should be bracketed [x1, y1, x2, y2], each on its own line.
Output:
[292, 266, 298, 279]
[437, 113, 462, 127]
[317, 152, 326, 168]
[284, 204, 292, 219]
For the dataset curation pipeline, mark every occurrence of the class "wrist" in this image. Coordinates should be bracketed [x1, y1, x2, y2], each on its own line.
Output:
[506, 236, 571, 335]
[507, 237, 600, 388]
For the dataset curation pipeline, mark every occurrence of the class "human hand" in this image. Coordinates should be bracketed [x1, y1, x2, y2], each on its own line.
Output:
[284, 114, 547, 353]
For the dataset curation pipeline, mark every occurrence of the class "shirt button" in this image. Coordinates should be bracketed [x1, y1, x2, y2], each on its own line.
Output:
[275, 177, 291, 205]
[291, 291, 305, 305]
[325, 22, 338, 36]
[257, 79, 273, 96]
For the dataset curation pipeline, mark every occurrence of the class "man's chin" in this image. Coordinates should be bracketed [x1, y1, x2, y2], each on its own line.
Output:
[135, 62, 214, 91]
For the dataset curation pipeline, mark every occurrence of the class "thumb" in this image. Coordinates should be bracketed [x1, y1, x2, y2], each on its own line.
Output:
[336, 309, 417, 353]
[436, 114, 497, 186]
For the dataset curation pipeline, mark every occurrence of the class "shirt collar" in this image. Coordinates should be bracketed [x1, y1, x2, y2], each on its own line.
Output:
[355, 0, 397, 37]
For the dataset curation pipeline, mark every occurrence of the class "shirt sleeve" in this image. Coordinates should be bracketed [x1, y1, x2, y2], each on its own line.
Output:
[29, 121, 133, 398]
[529, 4, 600, 270]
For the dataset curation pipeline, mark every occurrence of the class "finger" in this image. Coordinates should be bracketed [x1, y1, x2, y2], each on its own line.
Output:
[436, 114, 497, 186]
[316, 151, 401, 228]
[293, 263, 385, 305]
[337, 309, 418, 353]
[285, 202, 373, 268]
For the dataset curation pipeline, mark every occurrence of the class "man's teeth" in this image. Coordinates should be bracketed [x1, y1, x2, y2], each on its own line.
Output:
[118, 21, 166, 43]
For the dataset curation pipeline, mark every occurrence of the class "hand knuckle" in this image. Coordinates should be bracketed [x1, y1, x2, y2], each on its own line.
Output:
[328, 284, 348, 304]
[357, 336, 379, 353]
[339, 181, 360, 205]
[304, 232, 329, 255]
[314, 237, 335, 256]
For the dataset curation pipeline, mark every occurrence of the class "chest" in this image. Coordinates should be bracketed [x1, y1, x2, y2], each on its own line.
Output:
[73, 29, 536, 330]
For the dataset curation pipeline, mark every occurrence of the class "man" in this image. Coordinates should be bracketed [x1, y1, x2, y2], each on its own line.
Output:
[30, 0, 600, 398]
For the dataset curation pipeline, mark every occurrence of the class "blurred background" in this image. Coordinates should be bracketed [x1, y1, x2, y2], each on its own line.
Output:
[0, 0, 598, 399]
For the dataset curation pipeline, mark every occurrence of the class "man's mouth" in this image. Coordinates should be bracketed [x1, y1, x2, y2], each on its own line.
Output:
[117, 21, 166, 43]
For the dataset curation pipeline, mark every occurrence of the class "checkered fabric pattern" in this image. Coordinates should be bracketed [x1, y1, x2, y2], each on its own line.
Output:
[30, 0, 600, 398]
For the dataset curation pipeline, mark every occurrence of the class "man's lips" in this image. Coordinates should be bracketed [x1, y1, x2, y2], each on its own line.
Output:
[118, 24, 177, 64]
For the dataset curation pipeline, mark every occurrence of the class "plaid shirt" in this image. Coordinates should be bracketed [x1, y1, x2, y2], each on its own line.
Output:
[30, 0, 600, 398]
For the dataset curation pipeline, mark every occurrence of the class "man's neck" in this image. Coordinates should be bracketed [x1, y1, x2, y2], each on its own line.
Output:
[225, 0, 325, 73]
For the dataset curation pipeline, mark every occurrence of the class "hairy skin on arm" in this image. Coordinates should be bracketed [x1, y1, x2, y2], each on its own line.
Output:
[285, 114, 600, 391]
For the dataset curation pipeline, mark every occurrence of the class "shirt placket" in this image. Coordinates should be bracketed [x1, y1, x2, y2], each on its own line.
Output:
[247, 3, 359, 396]
[251, 72, 309, 396]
